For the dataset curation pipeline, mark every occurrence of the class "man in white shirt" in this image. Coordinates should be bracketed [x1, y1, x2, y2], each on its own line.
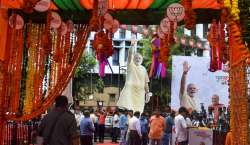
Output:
[74, 106, 84, 128]
[175, 107, 188, 145]
[179, 61, 200, 112]
[112, 111, 120, 143]
[128, 111, 142, 145]
[90, 109, 98, 142]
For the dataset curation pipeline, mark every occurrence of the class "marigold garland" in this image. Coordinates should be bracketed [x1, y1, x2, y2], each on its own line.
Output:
[220, 9, 228, 63]
[23, 24, 38, 114]
[181, 0, 196, 29]
[33, 25, 45, 110]
[6, 25, 91, 121]
[224, 2, 249, 144]
[208, 19, 222, 72]
[11, 29, 24, 113]
[224, 0, 240, 20]
[8, 14, 18, 113]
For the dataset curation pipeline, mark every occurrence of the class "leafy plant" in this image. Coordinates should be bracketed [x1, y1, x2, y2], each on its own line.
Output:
[73, 54, 104, 101]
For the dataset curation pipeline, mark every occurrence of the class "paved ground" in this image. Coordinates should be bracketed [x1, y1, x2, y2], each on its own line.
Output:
[95, 140, 119, 145]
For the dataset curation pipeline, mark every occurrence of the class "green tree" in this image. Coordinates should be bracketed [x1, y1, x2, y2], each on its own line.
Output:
[73, 54, 104, 101]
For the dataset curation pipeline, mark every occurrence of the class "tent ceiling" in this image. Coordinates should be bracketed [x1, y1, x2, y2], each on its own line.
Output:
[12, 9, 221, 25]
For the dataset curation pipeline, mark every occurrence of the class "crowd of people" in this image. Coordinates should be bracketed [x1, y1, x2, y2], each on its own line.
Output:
[75, 104, 230, 145]
[36, 95, 230, 145]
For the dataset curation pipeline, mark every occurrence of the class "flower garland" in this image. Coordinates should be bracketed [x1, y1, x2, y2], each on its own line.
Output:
[207, 19, 222, 72]
[33, 25, 45, 110]
[6, 25, 91, 121]
[11, 28, 24, 113]
[4, 13, 25, 113]
[181, 0, 196, 29]
[7, 14, 18, 113]
[224, 0, 240, 20]
[90, 0, 114, 78]
[43, 11, 52, 55]
[220, 9, 228, 63]
[92, 30, 113, 78]
[224, 0, 249, 143]
[23, 24, 38, 114]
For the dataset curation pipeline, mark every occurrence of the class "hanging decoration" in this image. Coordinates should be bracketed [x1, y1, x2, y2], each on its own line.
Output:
[166, 3, 185, 22]
[34, 0, 51, 12]
[0, 4, 91, 122]
[149, 33, 161, 78]
[220, 9, 228, 64]
[207, 19, 222, 72]
[22, 0, 40, 13]
[90, 0, 119, 78]
[6, 13, 24, 114]
[224, 0, 240, 21]
[148, 3, 185, 78]
[181, 0, 196, 29]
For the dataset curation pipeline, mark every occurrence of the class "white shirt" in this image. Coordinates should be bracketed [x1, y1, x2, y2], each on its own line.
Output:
[180, 93, 200, 112]
[175, 114, 188, 142]
[90, 113, 98, 123]
[186, 117, 192, 127]
[128, 116, 142, 136]
[75, 113, 84, 127]
[112, 114, 120, 128]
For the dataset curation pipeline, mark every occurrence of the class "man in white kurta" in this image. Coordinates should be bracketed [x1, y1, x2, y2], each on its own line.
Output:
[179, 61, 200, 112]
[117, 45, 150, 113]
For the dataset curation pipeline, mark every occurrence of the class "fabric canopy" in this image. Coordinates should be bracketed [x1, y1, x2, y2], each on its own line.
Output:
[192, 0, 221, 9]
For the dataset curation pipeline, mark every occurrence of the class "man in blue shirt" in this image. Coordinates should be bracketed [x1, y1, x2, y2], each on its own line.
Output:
[140, 112, 149, 145]
[80, 110, 95, 145]
[162, 111, 175, 145]
[119, 109, 128, 145]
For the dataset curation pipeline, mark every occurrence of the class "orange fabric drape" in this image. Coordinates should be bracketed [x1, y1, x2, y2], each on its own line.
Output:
[0, 8, 8, 61]
[1, 0, 57, 10]
[0, 0, 22, 8]
[49, 2, 58, 10]
[192, 0, 220, 9]
[126, 0, 140, 9]
[110, 0, 129, 9]
[137, 0, 154, 9]
[80, 0, 93, 9]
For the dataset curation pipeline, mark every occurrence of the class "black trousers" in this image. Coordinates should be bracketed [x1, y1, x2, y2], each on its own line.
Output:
[112, 127, 120, 142]
[128, 130, 141, 145]
[94, 123, 98, 142]
[142, 132, 148, 145]
[80, 135, 93, 145]
[178, 140, 188, 145]
[99, 124, 105, 142]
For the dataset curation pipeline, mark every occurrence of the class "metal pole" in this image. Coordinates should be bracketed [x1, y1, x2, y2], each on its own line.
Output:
[118, 63, 120, 97]
[118, 50, 120, 99]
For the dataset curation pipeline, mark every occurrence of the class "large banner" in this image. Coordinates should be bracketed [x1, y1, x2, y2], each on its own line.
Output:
[171, 56, 229, 111]
[188, 128, 213, 145]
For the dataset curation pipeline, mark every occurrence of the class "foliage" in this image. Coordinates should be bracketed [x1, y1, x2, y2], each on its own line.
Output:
[74, 54, 96, 78]
[73, 54, 104, 101]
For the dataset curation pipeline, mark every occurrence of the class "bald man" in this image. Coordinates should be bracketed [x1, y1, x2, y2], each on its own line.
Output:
[179, 61, 200, 112]
[208, 94, 224, 124]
